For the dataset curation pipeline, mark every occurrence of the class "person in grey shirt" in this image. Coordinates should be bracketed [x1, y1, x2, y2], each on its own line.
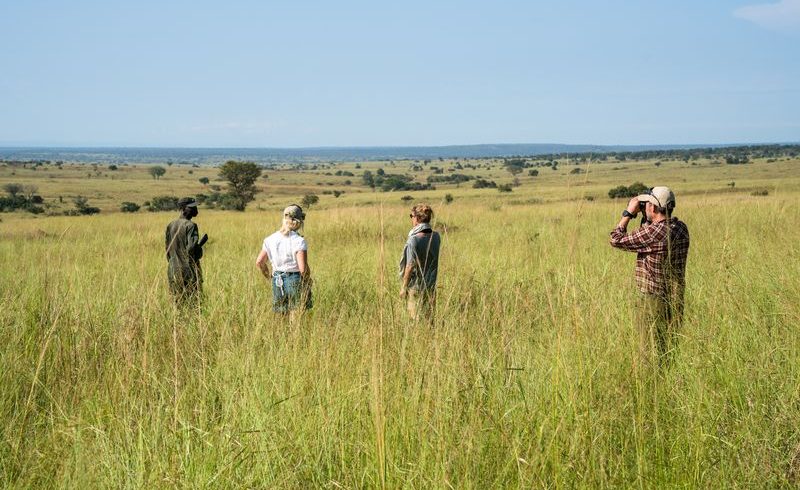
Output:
[399, 203, 441, 323]
[165, 197, 207, 304]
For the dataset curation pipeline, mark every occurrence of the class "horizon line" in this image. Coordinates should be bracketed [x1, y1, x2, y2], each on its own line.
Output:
[1, 141, 799, 151]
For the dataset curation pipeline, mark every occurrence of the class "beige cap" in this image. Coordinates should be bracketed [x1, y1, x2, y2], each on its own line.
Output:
[637, 186, 675, 209]
[283, 204, 305, 221]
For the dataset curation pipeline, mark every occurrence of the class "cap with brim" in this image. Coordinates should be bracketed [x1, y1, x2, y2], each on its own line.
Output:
[178, 197, 198, 208]
[283, 204, 305, 221]
[636, 186, 675, 209]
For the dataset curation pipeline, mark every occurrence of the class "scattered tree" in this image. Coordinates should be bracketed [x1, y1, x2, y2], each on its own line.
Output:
[199, 177, 210, 185]
[3, 183, 23, 198]
[301, 194, 319, 208]
[218, 161, 262, 211]
[0, 183, 44, 213]
[72, 196, 100, 215]
[148, 166, 166, 180]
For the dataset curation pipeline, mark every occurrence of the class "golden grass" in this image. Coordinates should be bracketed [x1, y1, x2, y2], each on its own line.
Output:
[1, 158, 799, 487]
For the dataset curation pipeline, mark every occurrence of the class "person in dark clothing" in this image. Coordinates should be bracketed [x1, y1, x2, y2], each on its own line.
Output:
[165, 197, 207, 304]
[399, 203, 441, 323]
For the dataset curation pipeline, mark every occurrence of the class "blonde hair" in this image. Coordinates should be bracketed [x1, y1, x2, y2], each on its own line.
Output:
[411, 204, 433, 223]
[281, 215, 301, 231]
[279, 205, 304, 235]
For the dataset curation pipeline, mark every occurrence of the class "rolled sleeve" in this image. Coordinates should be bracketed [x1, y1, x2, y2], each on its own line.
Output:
[610, 225, 655, 253]
[404, 237, 417, 267]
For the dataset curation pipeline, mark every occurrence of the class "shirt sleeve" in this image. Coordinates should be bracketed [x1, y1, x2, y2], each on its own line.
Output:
[296, 236, 308, 252]
[187, 222, 202, 260]
[609, 224, 657, 253]
[262, 237, 271, 257]
[404, 237, 417, 266]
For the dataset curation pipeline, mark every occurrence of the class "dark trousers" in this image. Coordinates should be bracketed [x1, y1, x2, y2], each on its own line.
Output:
[636, 291, 684, 368]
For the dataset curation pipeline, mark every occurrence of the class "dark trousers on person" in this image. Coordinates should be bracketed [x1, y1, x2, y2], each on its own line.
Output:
[636, 291, 684, 368]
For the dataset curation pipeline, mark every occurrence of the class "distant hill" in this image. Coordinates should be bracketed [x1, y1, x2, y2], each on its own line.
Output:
[0, 143, 785, 164]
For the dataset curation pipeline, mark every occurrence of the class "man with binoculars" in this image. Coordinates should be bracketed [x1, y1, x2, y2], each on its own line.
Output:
[610, 186, 690, 367]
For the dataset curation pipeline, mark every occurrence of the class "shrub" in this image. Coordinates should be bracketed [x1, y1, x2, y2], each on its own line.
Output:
[444, 194, 454, 204]
[427, 174, 473, 184]
[401, 195, 414, 202]
[528, 169, 539, 177]
[751, 189, 769, 196]
[473, 179, 497, 189]
[498, 184, 513, 193]
[148, 195, 179, 212]
[72, 196, 100, 215]
[199, 177, 210, 185]
[120, 202, 140, 213]
[608, 182, 649, 199]
[726, 155, 750, 165]
[570, 168, 585, 174]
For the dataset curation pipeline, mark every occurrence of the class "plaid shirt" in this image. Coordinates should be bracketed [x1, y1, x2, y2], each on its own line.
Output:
[610, 218, 690, 297]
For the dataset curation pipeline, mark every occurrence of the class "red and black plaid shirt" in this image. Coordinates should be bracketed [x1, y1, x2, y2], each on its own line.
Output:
[610, 218, 690, 297]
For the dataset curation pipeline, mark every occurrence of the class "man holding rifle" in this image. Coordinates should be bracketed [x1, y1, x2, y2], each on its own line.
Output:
[166, 197, 208, 304]
[610, 186, 690, 367]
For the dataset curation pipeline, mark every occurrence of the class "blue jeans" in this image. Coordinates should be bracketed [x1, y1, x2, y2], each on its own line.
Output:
[272, 271, 312, 313]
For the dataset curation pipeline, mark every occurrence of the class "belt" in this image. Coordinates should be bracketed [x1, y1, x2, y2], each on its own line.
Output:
[273, 270, 299, 295]
[273, 270, 300, 276]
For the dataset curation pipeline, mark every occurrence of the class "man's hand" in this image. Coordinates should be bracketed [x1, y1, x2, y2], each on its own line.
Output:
[399, 287, 408, 299]
[626, 197, 640, 216]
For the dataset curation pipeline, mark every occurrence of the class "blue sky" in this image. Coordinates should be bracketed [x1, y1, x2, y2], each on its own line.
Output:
[0, 0, 798, 147]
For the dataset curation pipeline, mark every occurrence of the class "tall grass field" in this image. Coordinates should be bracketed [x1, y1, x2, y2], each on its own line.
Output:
[1, 158, 799, 487]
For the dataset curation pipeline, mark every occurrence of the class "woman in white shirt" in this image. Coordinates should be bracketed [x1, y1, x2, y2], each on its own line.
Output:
[255, 204, 312, 316]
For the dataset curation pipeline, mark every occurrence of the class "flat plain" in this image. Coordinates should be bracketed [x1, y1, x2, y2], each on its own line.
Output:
[1, 155, 799, 487]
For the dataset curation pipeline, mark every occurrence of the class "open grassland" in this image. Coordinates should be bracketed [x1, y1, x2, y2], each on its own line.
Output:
[1, 156, 797, 213]
[1, 159, 800, 487]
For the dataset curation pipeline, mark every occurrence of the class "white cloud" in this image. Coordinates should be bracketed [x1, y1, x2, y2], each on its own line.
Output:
[734, 0, 800, 32]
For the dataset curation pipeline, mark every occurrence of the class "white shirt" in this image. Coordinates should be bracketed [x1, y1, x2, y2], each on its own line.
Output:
[262, 231, 307, 273]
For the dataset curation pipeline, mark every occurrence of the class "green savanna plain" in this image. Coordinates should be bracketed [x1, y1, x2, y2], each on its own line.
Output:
[1, 156, 799, 488]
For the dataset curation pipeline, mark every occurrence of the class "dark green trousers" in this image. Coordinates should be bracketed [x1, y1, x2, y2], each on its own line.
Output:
[636, 292, 684, 368]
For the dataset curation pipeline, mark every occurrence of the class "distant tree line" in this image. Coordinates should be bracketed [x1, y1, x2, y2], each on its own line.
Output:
[500, 144, 799, 166]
